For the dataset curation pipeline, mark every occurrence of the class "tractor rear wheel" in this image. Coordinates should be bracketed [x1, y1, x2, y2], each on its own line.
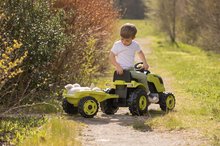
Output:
[62, 98, 78, 115]
[100, 99, 119, 115]
[100, 88, 118, 115]
[159, 93, 175, 111]
[78, 96, 99, 118]
[128, 88, 149, 116]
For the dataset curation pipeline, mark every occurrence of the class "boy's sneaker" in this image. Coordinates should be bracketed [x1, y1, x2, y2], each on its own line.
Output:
[148, 93, 159, 103]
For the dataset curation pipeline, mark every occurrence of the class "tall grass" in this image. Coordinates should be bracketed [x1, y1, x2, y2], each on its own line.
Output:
[0, 116, 47, 145]
[20, 117, 82, 146]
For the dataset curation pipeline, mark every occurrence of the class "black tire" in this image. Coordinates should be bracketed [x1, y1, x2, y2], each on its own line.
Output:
[78, 96, 99, 118]
[100, 88, 118, 115]
[159, 93, 175, 111]
[100, 99, 119, 115]
[62, 98, 78, 114]
[128, 88, 149, 116]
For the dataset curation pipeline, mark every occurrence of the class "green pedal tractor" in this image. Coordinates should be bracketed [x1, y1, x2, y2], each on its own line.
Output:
[62, 62, 175, 118]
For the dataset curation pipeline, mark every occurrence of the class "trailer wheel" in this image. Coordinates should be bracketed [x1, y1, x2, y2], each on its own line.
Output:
[62, 98, 78, 115]
[78, 96, 99, 118]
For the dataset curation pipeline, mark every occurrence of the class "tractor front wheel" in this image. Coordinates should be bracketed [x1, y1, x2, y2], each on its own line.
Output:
[78, 96, 99, 118]
[128, 88, 149, 116]
[159, 93, 175, 111]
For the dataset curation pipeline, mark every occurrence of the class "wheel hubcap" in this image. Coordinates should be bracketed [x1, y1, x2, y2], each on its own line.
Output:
[166, 95, 175, 109]
[139, 96, 147, 110]
[83, 100, 97, 115]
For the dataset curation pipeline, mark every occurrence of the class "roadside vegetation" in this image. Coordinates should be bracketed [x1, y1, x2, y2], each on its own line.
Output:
[147, 36, 220, 145]
[20, 117, 81, 146]
[0, 0, 117, 145]
[0, 116, 47, 145]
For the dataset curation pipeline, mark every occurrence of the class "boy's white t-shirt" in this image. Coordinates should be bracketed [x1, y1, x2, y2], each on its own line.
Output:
[111, 40, 141, 69]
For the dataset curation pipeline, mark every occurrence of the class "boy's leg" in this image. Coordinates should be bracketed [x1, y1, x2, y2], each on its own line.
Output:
[129, 69, 159, 103]
[130, 71, 159, 103]
[130, 71, 150, 94]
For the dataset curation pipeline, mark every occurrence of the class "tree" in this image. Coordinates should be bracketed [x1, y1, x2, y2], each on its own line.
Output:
[115, 0, 148, 19]
[157, 0, 178, 43]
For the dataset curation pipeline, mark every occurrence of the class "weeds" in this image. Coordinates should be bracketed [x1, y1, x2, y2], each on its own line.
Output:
[0, 116, 47, 145]
[20, 117, 81, 146]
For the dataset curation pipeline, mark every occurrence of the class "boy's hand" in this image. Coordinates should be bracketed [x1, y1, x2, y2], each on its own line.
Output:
[109, 52, 123, 75]
[137, 51, 149, 70]
[116, 66, 123, 75]
[143, 63, 149, 70]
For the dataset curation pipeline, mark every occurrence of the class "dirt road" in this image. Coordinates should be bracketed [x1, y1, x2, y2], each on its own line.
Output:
[75, 38, 207, 146]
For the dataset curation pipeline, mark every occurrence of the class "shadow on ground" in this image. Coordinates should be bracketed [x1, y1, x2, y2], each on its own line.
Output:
[65, 108, 167, 132]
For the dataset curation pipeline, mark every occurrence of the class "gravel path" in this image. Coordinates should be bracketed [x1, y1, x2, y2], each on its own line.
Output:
[77, 108, 204, 146]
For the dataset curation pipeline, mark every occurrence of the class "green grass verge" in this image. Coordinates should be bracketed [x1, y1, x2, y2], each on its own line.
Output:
[146, 36, 220, 145]
[0, 116, 47, 145]
[0, 100, 82, 145]
[19, 116, 82, 146]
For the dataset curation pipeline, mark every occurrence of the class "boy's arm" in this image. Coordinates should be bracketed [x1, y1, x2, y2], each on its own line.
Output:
[109, 51, 123, 75]
[137, 50, 149, 70]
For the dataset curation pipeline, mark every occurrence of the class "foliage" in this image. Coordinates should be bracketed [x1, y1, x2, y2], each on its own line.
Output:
[0, 116, 47, 145]
[180, 0, 220, 52]
[154, 0, 220, 52]
[0, 0, 67, 106]
[156, 0, 178, 43]
[114, 0, 148, 19]
[0, 0, 118, 110]
[53, 0, 118, 86]
[0, 37, 27, 90]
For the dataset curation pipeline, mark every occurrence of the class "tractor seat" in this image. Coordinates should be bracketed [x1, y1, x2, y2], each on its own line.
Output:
[113, 70, 138, 82]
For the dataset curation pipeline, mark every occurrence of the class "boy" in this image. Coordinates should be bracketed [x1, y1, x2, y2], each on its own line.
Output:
[109, 23, 158, 103]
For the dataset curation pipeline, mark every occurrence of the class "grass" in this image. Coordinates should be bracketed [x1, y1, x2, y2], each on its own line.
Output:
[146, 34, 220, 144]
[0, 99, 82, 145]
[0, 116, 47, 145]
[19, 116, 82, 146]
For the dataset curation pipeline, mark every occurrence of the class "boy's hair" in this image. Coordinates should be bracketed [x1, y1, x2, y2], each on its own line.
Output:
[120, 23, 137, 39]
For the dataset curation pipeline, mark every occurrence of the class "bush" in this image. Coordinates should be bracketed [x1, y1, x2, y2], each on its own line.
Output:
[0, 38, 27, 91]
[53, 0, 118, 86]
[0, 0, 118, 108]
[0, 116, 47, 145]
[0, 0, 67, 106]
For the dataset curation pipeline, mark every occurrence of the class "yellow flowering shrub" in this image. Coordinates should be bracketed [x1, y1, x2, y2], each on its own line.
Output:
[0, 37, 28, 88]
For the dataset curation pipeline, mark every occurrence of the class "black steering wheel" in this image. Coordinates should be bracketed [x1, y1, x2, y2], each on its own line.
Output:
[134, 62, 151, 74]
